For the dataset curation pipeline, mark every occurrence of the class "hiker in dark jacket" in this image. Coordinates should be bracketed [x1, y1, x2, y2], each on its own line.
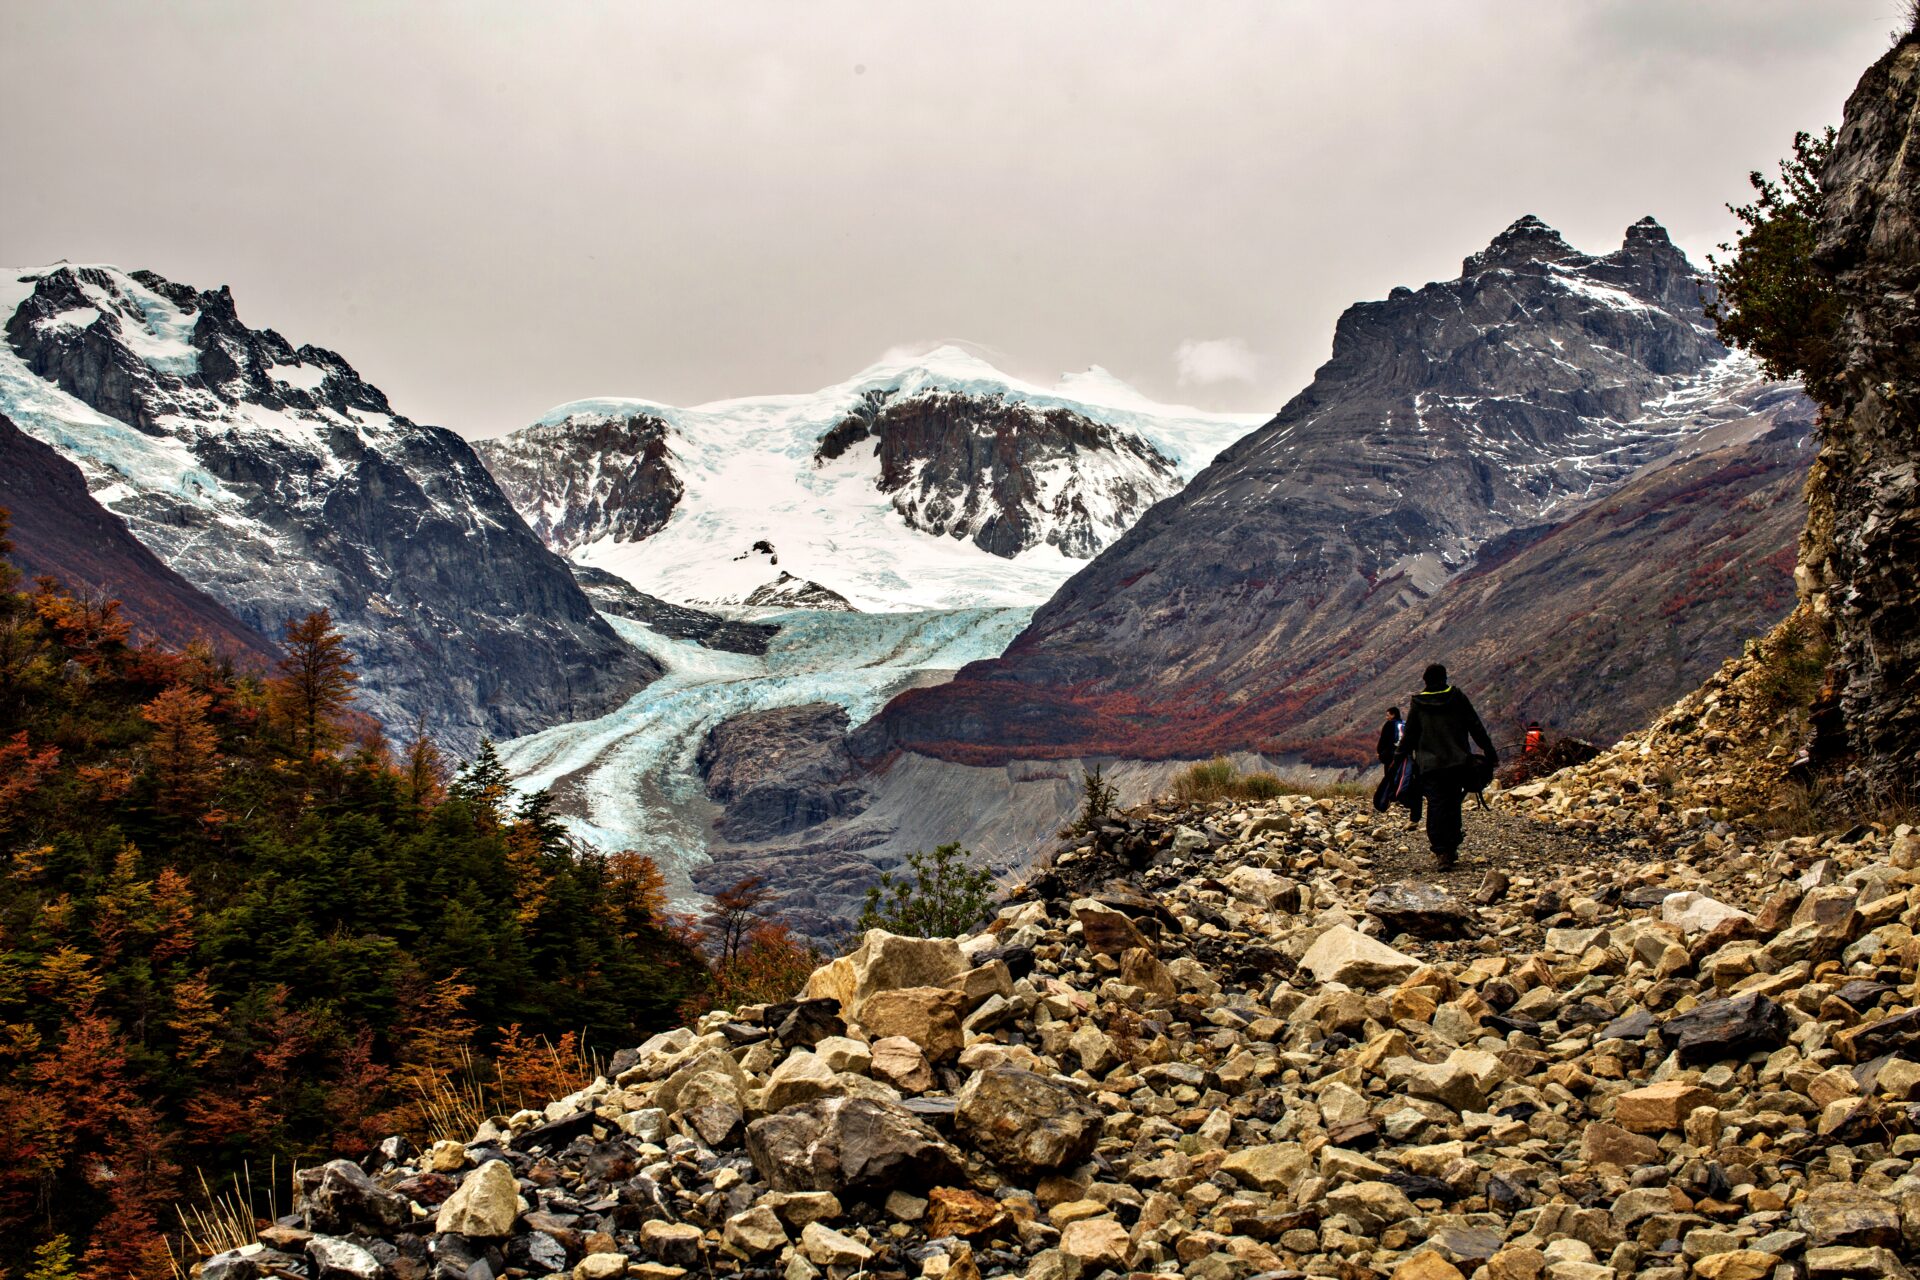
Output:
[1398, 662, 1496, 868]
[1376, 708, 1404, 771]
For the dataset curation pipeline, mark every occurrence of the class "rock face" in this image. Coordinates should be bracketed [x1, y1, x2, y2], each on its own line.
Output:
[865, 218, 1815, 764]
[569, 563, 778, 656]
[697, 703, 871, 842]
[813, 389, 1182, 558]
[473, 412, 681, 553]
[0, 265, 656, 751]
[0, 410, 274, 661]
[1803, 36, 1920, 791]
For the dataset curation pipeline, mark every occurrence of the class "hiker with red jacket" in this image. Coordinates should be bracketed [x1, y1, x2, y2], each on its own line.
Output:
[1397, 662, 1497, 869]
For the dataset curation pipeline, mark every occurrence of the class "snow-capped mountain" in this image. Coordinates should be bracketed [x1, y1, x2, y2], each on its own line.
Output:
[0, 264, 657, 751]
[867, 217, 1819, 763]
[475, 345, 1263, 612]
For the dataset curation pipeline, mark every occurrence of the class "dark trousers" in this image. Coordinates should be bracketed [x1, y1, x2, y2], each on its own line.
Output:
[1422, 765, 1468, 862]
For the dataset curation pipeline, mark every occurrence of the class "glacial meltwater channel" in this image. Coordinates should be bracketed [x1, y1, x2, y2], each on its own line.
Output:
[497, 607, 1033, 906]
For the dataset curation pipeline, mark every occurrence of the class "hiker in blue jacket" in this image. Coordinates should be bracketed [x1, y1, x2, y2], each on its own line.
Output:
[1397, 663, 1497, 869]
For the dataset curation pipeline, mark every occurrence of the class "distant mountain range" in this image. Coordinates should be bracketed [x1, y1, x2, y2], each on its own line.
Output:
[0, 218, 1813, 920]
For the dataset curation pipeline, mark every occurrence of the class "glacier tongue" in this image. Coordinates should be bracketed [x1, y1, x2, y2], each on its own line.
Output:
[497, 606, 1033, 907]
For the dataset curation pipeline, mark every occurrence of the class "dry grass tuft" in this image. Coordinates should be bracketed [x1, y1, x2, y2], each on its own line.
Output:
[170, 1161, 278, 1278]
[1167, 757, 1364, 805]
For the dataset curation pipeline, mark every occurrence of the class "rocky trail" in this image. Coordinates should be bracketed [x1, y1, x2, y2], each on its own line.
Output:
[193, 657, 1920, 1280]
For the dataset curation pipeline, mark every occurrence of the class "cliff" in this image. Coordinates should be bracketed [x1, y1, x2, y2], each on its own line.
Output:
[1800, 35, 1920, 794]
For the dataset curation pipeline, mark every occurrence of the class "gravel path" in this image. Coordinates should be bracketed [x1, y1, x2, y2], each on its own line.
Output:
[1348, 795, 1651, 891]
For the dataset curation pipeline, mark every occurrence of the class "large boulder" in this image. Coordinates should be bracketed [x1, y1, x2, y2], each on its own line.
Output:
[745, 1096, 965, 1195]
[297, 1159, 409, 1235]
[805, 930, 968, 1013]
[1301, 925, 1421, 988]
[435, 1159, 520, 1237]
[1366, 883, 1471, 939]
[954, 1067, 1104, 1176]
[1656, 993, 1789, 1063]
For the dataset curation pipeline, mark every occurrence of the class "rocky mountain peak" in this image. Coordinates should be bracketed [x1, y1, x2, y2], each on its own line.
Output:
[866, 212, 1809, 766]
[1460, 214, 1578, 275]
[1, 262, 658, 750]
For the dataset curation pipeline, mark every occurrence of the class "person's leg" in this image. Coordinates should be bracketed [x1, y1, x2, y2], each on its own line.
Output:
[1426, 769, 1463, 866]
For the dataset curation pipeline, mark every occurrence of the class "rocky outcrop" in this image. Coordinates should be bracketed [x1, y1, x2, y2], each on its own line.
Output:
[742, 572, 856, 612]
[696, 703, 871, 842]
[815, 390, 1182, 558]
[866, 218, 1814, 765]
[570, 564, 778, 656]
[193, 778, 1920, 1280]
[2, 265, 655, 751]
[475, 413, 682, 553]
[0, 411, 274, 661]
[1801, 36, 1920, 792]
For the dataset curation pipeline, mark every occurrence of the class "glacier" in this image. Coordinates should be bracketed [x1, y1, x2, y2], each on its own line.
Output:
[497, 605, 1034, 905]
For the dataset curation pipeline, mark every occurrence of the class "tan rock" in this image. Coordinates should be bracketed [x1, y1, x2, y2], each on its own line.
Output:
[760, 1190, 842, 1228]
[941, 960, 1014, 1010]
[638, 1220, 703, 1266]
[857, 986, 967, 1062]
[1486, 1247, 1547, 1280]
[723, 1206, 788, 1257]
[799, 1221, 873, 1266]
[1219, 1143, 1310, 1192]
[869, 1035, 936, 1093]
[760, 1051, 839, 1113]
[1692, 1251, 1780, 1280]
[436, 1159, 520, 1237]
[1579, 1121, 1661, 1167]
[1120, 947, 1177, 1001]
[926, 1186, 1006, 1238]
[1073, 902, 1152, 956]
[1614, 1080, 1713, 1132]
[1392, 1253, 1467, 1280]
[573, 1255, 629, 1280]
[811, 1036, 873, 1075]
[1058, 1218, 1130, 1270]
[1047, 1199, 1108, 1226]
[804, 930, 967, 1012]
[1301, 926, 1421, 988]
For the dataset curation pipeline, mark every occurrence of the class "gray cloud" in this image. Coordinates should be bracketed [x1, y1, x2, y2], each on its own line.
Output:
[0, 1, 1890, 437]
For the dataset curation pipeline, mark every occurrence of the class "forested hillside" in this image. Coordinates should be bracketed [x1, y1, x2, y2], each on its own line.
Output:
[0, 511, 751, 1274]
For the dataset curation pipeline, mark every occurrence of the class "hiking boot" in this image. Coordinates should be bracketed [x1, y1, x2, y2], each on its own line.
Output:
[1434, 850, 1458, 870]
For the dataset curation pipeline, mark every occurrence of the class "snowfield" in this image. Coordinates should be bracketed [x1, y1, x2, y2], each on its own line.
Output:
[511, 344, 1266, 611]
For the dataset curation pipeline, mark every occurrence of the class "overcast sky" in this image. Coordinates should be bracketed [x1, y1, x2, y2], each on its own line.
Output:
[0, 2, 1894, 438]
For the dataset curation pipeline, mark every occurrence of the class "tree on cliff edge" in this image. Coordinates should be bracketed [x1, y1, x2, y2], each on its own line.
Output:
[1707, 127, 1842, 405]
